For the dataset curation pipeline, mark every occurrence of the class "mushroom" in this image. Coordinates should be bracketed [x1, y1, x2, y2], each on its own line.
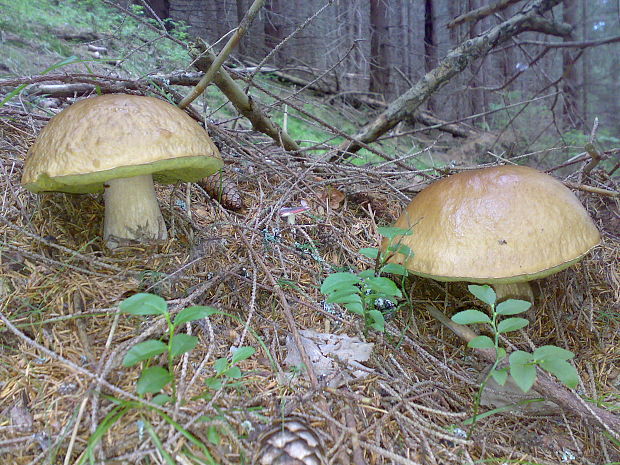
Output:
[21, 94, 223, 249]
[381, 165, 600, 303]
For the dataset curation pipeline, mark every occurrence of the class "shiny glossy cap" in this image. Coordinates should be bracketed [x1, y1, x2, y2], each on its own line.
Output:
[22, 93, 222, 193]
[382, 165, 600, 283]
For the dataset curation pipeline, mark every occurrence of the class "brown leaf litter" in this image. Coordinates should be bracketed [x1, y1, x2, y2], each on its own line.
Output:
[0, 107, 618, 464]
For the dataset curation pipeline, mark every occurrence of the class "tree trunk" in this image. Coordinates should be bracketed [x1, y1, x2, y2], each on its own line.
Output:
[562, 0, 582, 129]
[369, 0, 390, 96]
[424, 0, 437, 111]
[264, 0, 283, 63]
[580, 0, 588, 126]
[236, 0, 247, 56]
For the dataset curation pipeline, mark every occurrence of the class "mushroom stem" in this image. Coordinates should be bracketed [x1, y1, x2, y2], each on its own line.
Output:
[492, 282, 534, 303]
[103, 174, 168, 248]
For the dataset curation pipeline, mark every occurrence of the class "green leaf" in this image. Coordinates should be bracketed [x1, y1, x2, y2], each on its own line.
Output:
[365, 277, 402, 298]
[120, 293, 167, 316]
[497, 317, 529, 334]
[320, 273, 361, 294]
[386, 243, 413, 258]
[207, 425, 221, 445]
[122, 340, 167, 367]
[451, 309, 491, 325]
[359, 248, 379, 259]
[151, 394, 172, 406]
[496, 347, 507, 362]
[136, 366, 172, 395]
[174, 305, 219, 326]
[224, 365, 242, 379]
[213, 357, 228, 375]
[490, 368, 508, 386]
[367, 310, 385, 332]
[345, 302, 364, 315]
[510, 364, 537, 393]
[509, 350, 536, 393]
[533, 345, 575, 362]
[232, 346, 256, 364]
[326, 288, 362, 304]
[378, 226, 412, 239]
[538, 359, 578, 389]
[509, 350, 533, 364]
[379, 263, 409, 276]
[468, 285, 496, 306]
[169, 334, 198, 358]
[496, 299, 532, 315]
[467, 335, 494, 349]
[358, 270, 376, 279]
[205, 377, 222, 390]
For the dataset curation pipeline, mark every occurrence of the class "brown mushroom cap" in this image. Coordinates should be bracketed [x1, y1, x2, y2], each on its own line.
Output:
[382, 165, 600, 284]
[21, 93, 222, 193]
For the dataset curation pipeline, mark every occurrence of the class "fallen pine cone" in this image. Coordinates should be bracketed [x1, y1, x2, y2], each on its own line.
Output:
[198, 171, 244, 211]
[254, 417, 327, 465]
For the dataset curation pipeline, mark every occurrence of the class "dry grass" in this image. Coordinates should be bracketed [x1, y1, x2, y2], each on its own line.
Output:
[0, 105, 619, 465]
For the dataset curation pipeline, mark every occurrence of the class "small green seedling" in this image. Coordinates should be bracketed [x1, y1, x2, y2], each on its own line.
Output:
[320, 226, 413, 333]
[204, 346, 256, 391]
[120, 293, 224, 401]
[452, 284, 579, 393]
[452, 285, 579, 431]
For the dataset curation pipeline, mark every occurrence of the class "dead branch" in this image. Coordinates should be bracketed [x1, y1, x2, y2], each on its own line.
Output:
[339, 0, 571, 157]
[564, 182, 619, 197]
[178, 0, 265, 109]
[189, 38, 300, 152]
[520, 34, 620, 48]
[447, 0, 523, 29]
[250, 64, 479, 139]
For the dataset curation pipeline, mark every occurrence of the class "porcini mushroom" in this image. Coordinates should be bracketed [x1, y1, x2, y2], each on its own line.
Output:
[381, 165, 600, 303]
[21, 94, 223, 248]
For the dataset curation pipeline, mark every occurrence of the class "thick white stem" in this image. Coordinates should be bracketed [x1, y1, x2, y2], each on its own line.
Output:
[493, 282, 534, 303]
[103, 175, 168, 248]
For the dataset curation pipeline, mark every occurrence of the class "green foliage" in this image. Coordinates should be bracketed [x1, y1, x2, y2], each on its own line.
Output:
[0, 0, 191, 77]
[75, 293, 257, 464]
[320, 227, 413, 333]
[203, 346, 256, 392]
[120, 293, 225, 400]
[452, 285, 579, 431]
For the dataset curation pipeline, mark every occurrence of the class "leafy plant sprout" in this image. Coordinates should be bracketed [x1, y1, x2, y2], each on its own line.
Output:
[452, 284, 579, 432]
[320, 226, 414, 334]
[120, 293, 256, 402]
[77, 293, 260, 465]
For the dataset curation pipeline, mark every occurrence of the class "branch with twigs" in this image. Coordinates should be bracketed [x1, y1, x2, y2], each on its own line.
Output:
[447, 0, 523, 29]
[178, 0, 265, 109]
[337, 0, 571, 158]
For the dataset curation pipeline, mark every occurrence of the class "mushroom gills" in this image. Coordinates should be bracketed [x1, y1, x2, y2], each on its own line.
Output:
[103, 174, 168, 248]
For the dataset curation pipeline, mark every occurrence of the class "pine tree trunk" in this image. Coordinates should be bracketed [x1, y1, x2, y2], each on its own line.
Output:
[369, 0, 390, 95]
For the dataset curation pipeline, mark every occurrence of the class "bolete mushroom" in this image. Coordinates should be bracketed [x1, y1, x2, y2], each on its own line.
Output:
[381, 165, 600, 303]
[21, 93, 223, 248]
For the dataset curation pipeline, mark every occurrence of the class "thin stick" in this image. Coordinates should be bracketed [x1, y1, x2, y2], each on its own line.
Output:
[178, 0, 265, 109]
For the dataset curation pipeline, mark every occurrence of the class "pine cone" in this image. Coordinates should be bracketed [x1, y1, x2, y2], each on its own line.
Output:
[198, 172, 244, 211]
[254, 418, 327, 465]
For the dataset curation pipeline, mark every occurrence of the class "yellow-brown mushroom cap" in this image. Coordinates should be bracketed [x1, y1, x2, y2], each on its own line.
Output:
[21, 93, 223, 194]
[382, 165, 601, 283]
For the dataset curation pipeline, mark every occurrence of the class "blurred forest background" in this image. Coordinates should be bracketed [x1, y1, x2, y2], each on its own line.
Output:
[151, 0, 620, 155]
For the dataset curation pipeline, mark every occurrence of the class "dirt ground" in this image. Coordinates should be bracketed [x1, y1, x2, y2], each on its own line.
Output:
[0, 106, 619, 464]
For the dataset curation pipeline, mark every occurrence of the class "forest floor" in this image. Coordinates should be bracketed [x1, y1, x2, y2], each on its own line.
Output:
[1, 1, 619, 464]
